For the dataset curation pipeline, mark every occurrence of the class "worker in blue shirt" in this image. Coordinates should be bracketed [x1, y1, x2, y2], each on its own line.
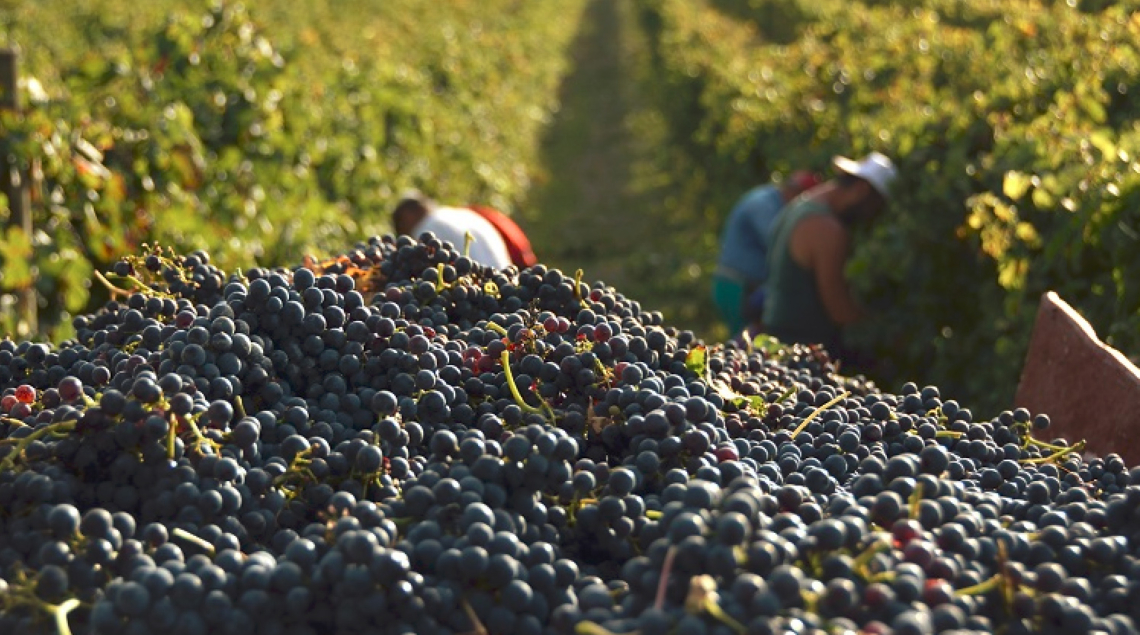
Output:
[712, 170, 822, 337]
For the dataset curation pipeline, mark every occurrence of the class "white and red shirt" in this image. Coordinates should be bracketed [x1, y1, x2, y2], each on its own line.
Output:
[413, 206, 513, 269]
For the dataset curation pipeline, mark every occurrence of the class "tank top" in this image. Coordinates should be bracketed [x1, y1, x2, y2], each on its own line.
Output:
[761, 197, 841, 351]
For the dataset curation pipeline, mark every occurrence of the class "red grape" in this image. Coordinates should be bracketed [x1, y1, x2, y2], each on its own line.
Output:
[714, 445, 739, 462]
[15, 385, 36, 404]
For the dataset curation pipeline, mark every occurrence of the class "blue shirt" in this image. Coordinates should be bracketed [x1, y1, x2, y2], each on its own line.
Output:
[716, 184, 785, 283]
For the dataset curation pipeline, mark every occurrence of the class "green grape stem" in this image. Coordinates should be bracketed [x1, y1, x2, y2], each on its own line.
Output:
[500, 350, 551, 420]
[686, 575, 747, 635]
[1025, 436, 1082, 453]
[575, 623, 637, 635]
[0, 421, 77, 472]
[1019, 440, 1086, 465]
[853, 540, 891, 580]
[96, 269, 176, 300]
[776, 385, 798, 404]
[434, 263, 447, 293]
[790, 391, 850, 438]
[234, 396, 248, 420]
[485, 322, 508, 337]
[574, 269, 587, 308]
[166, 413, 178, 460]
[1, 583, 81, 635]
[180, 414, 220, 456]
[52, 598, 81, 635]
[463, 231, 475, 260]
[908, 481, 925, 518]
[172, 527, 216, 556]
[957, 573, 1003, 596]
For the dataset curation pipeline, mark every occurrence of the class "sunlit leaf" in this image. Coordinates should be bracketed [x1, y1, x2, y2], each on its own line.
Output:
[1002, 171, 1032, 201]
[0, 227, 34, 289]
[685, 344, 708, 379]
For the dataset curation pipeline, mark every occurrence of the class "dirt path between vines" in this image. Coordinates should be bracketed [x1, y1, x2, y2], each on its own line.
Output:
[519, 0, 671, 297]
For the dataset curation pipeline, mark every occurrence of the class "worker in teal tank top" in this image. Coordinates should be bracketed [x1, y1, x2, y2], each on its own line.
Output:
[762, 152, 898, 360]
[712, 170, 822, 337]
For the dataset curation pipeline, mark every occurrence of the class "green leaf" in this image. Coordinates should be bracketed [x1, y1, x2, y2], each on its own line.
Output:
[1002, 171, 1032, 201]
[751, 334, 785, 357]
[1031, 187, 1055, 209]
[0, 227, 34, 289]
[1089, 130, 1116, 159]
[1081, 97, 1107, 124]
[739, 394, 768, 416]
[685, 344, 708, 379]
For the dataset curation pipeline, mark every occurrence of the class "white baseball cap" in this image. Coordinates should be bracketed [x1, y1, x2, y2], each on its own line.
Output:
[833, 152, 898, 199]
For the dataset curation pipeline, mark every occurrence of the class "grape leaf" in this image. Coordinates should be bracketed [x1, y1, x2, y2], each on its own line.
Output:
[685, 344, 708, 379]
[1002, 171, 1032, 201]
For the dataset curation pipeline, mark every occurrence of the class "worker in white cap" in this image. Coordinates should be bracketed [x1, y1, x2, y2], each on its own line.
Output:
[760, 152, 898, 361]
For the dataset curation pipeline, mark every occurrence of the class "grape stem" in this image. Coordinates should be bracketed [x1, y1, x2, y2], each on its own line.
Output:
[166, 412, 178, 460]
[434, 263, 447, 294]
[463, 231, 475, 260]
[956, 573, 1002, 596]
[458, 597, 488, 635]
[574, 269, 587, 308]
[0, 580, 82, 635]
[575, 623, 638, 635]
[654, 545, 678, 610]
[93, 269, 131, 299]
[0, 421, 77, 472]
[499, 350, 555, 421]
[1024, 436, 1083, 453]
[852, 540, 890, 581]
[1019, 440, 1086, 465]
[686, 575, 746, 635]
[95, 269, 176, 300]
[180, 414, 220, 456]
[172, 527, 216, 556]
[868, 571, 897, 583]
[485, 322, 508, 337]
[799, 589, 820, 617]
[908, 480, 925, 518]
[391, 517, 415, 530]
[52, 598, 81, 635]
[789, 391, 850, 439]
[776, 385, 798, 404]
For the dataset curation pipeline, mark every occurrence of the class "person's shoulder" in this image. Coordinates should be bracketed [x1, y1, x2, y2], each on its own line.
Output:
[731, 184, 780, 214]
[426, 206, 480, 227]
[432, 205, 476, 219]
[745, 183, 780, 202]
[797, 211, 847, 246]
[744, 182, 777, 195]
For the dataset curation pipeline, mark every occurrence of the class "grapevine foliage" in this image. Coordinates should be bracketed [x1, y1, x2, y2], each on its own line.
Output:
[635, 0, 1140, 414]
[0, 0, 587, 339]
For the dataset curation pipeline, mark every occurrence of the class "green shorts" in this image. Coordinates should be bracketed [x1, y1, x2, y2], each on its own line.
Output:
[711, 273, 746, 336]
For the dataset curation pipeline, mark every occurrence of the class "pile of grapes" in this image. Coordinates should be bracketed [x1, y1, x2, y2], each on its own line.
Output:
[2, 233, 1139, 635]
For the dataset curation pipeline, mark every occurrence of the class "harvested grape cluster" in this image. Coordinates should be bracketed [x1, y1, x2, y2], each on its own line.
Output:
[1, 234, 1138, 635]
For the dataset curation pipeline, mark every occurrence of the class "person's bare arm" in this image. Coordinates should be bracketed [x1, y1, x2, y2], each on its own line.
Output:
[796, 216, 864, 325]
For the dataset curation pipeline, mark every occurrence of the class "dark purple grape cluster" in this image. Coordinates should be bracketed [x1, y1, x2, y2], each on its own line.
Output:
[1, 233, 1138, 635]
